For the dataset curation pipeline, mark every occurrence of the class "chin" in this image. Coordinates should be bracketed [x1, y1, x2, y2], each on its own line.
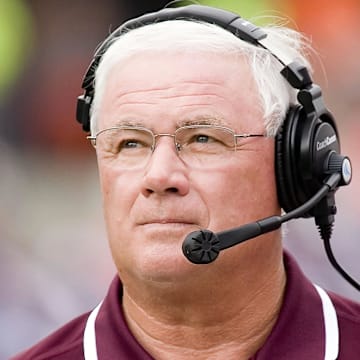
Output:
[110, 226, 205, 284]
[119, 245, 198, 285]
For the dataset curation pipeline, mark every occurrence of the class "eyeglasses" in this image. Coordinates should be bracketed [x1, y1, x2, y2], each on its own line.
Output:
[87, 124, 265, 169]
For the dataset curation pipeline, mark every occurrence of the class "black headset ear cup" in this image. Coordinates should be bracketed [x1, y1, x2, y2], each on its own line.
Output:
[276, 105, 341, 215]
[275, 105, 304, 213]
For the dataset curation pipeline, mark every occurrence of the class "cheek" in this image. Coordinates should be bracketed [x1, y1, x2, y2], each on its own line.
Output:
[97, 162, 136, 221]
[205, 150, 279, 228]
[98, 164, 116, 205]
[236, 151, 278, 214]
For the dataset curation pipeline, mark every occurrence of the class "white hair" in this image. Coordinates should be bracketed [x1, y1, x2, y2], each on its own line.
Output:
[90, 18, 312, 136]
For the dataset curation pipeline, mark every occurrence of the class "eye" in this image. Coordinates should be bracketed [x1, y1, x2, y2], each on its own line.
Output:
[98, 128, 153, 155]
[193, 134, 212, 143]
[176, 126, 236, 156]
[116, 132, 151, 153]
[184, 129, 223, 145]
[186, 130, 229, 146]
[120, 139, 143, 149]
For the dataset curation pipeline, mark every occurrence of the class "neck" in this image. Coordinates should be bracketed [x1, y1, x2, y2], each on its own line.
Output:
[122, 241, 286, 359]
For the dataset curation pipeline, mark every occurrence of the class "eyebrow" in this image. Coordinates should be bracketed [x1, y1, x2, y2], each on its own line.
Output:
[112, 119, 145, 127]
[110, 114, 228, 130]
[177, 114, 227, 127]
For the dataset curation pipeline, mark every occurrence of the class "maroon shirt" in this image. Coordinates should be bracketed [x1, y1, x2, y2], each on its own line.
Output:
[12, 253, 360, 359]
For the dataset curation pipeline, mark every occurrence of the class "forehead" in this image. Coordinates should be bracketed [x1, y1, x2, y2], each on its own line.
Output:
[98, 51, 263, 131]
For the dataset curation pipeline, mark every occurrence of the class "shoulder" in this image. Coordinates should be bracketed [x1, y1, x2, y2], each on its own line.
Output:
[11, 312, 90, 360]
[330, 290, 360, 330]
[329, 291, 360, 357]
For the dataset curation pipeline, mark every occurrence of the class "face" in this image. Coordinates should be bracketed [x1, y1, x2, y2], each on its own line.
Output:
[96, 51, 280, 285]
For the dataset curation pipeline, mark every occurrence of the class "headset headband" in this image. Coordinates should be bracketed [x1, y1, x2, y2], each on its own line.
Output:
[76, 4, 323, 132]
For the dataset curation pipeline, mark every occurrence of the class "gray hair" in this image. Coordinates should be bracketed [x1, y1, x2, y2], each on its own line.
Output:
[90, 19, 312, 136]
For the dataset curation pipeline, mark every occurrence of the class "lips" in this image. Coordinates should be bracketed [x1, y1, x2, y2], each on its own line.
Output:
[136, 214, 201, 228]
[132, 203, 203, 229]
[139, 219, 196, 226]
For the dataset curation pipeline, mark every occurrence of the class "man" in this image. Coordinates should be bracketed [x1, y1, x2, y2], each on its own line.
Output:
[13, 4, 360, 360]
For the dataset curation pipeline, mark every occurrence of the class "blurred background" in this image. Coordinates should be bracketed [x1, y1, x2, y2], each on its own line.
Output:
[1, 0, 359, 357]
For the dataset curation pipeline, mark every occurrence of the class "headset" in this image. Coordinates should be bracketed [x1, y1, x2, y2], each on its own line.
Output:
[76, 4, 357, 289]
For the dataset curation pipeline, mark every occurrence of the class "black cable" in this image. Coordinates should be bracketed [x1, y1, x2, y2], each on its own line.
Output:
[323, 235, 360, 291]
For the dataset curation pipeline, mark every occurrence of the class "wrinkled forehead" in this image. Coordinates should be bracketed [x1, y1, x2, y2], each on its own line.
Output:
[98, 51, 263, 134]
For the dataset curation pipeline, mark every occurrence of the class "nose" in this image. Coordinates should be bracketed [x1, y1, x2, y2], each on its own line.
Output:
[141, 137, 190, 197]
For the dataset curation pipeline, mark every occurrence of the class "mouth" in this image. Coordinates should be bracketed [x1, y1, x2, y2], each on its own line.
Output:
[140, 219, 196, 226]
[144, 219, 193, 225]
[137, 218, 201, 232]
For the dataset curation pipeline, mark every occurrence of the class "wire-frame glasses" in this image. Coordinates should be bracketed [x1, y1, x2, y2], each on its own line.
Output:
[87, 124, 265, 169]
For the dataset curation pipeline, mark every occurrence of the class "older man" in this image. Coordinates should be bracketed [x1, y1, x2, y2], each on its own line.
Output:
[13, 5, 359, 360]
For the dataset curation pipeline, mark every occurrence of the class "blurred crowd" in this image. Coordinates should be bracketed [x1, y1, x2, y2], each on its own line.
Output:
[1, 0, 359, 357]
